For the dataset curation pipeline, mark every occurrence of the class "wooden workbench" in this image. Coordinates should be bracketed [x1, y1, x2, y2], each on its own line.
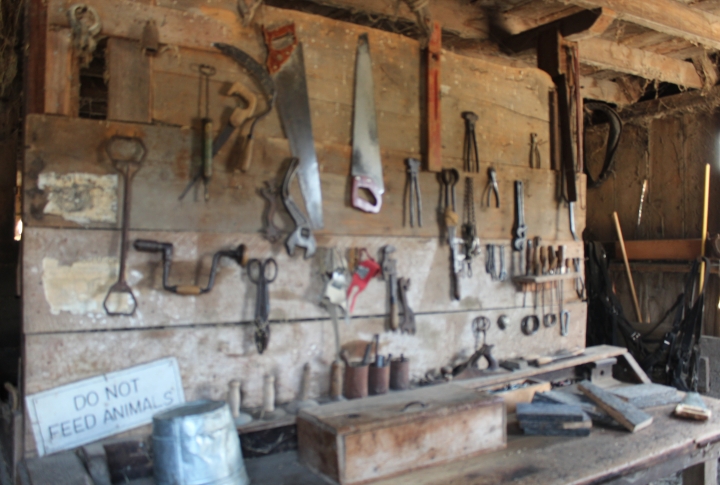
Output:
[244, 395, 720, 485]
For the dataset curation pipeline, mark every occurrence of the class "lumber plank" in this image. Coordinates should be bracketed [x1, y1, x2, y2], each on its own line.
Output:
[567, 0, 720, 51]
[516, 402, 588, 422]
[611, 383, 680, 408]
[578, 38, 703, 89]
[580, 76, 639, 106]
[106, 38, 151, 123]
[44, 29, 78, 116]
[619, 352, 652, 384]
[578, 380, 653, 432]
[613, 239, 703, 261]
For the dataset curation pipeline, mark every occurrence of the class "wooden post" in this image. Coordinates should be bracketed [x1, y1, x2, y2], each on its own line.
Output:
[613, 211, 643, 323]
[426, 21, 442, 173]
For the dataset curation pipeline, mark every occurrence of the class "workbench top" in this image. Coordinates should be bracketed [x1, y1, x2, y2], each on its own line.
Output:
[244, 395, 720, 485]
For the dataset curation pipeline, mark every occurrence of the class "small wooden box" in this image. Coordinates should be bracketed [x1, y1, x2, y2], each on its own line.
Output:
[297, 383, 506, 484]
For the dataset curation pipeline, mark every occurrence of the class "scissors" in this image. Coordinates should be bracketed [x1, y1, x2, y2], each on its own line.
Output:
[247, 258, 278, 354]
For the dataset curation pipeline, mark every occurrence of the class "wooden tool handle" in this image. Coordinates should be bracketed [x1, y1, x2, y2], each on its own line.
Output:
[239, 135, 255, 172]
[175, 285, 202, 295]
[613, 212, 643, 322]
[390, 300, 399, 331]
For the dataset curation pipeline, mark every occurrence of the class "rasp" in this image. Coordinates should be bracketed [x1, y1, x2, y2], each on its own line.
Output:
[263, 24, 324, 229]
[350, 33, 384, 213]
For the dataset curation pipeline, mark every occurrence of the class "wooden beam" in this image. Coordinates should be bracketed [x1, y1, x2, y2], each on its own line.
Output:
[107, 38, 151, 123]
[580, 76, 638, 106]
[25, 0, 47, 114]
[44, 29, 78, 116]
[503, 8, 615, 53]
[579, 37, 703, 89]
[568, 0, 720, 51]
[612, 239, 704, 261]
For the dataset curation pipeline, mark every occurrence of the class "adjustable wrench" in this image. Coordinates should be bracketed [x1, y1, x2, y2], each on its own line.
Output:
[398, 277, 416, 334]
[282, 158, 316, 258]
[512, 181, 527, 252]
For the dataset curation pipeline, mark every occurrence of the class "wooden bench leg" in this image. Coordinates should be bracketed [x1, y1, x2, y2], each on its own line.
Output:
[683, 458, 718, 485]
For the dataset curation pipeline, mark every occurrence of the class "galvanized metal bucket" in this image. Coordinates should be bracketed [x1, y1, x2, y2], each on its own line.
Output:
[152, 400, 249, 485]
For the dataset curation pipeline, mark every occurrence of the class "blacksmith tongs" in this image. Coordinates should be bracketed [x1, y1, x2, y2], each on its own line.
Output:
[484, 167, 500, 208]
[405, 158, 422, 227]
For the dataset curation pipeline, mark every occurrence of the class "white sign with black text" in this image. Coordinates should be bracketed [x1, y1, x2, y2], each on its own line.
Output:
[26, 357, 185, 456]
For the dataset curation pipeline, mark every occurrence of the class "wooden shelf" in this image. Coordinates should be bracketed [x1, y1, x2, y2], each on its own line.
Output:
[513, 272, 582, 284]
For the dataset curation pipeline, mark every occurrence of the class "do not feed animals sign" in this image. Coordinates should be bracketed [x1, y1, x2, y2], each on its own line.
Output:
[26, 357, 185, 456]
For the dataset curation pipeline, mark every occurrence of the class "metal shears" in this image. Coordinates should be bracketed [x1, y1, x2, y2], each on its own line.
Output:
[248, 258, 278, 354]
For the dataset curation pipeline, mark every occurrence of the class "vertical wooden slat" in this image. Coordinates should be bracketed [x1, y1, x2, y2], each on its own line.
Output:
[24, 0, 48, 114]
[44, 29, 79, 116]
[107, 38, 151, 123]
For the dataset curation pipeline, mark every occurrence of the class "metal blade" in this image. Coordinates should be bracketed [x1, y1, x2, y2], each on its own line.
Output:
[351, 34, 384, 192]
[273, 43, 324, 229]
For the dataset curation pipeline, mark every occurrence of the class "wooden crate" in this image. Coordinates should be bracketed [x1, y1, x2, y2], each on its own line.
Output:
[297, 383, 506, 484]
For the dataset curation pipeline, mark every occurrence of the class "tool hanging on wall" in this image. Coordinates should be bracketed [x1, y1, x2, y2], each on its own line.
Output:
[452, 316, 498, 376]
[483, 167, 500, 208]
[259, 181, 284, 243]
[512, 180, 527, 255]
[347, 249, 381, 314]
[264, 23, 324, 229]
[214, 43, 277, 172]
[141, 20, 159, 56]
[462, 177, 480, 276]
[462, 112, 480, 173]
[351, 34, 385, 213]
[381, 246, 399, 331]
[405, 158, 422, 227]
[67, 4, 102, 68]
[426, 21, 442, 172]
[103, 136, 146, 316]
[283, 157, 317, 258]
[397, 278, 416, 334]
[441, 168, 463, 300]
[133, 240, 246, 295]
[529, 133, 542, 169]
[248, 258, 278, 354]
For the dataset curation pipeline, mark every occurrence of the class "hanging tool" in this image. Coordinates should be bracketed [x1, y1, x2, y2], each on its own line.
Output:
[529, 133, 541, 169]
[427, 21, 442, 172]
[462, 111, 480, 173]
[248, 258, 278, 354]
[103, 136, 146, 316]
[525, 238, 534, 277]
[560, 310, 570, 337]
[485, 244, 496, 280]
[462, 177, 480, 276]
[179, 64, 216, 201]
[405, 158, 422, 227]
[398, 277, 416, 334]
[498, 245, 507, 281]
[573, 257, 585, 300]
[347, 249, 381, 313]
[282, 158, 316, 259]
[441, 168, 463, 300]
[259, 181, 283, 243]
[351, 34, 385, 213]
[381, 245, 399, 331]
[613, 211, 642, 322]
[521, 315, 540, 336]
[264, 23, 324, 229]
[471, 316, 498, 371]
[484, 167, 500, 208]
[569, 201, 578, 241]
[133, 240, 246, 295]
[214, 43, 277, 172]
[512, 181, 527, 252]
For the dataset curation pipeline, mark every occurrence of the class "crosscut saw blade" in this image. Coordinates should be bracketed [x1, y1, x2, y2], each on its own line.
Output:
[264, 24, 324, 230]
[350, 34, 384, 214]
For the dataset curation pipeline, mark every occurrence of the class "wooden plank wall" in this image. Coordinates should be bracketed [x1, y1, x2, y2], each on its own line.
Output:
[23, 2, 586, 454]
[585, 106, 720, 339]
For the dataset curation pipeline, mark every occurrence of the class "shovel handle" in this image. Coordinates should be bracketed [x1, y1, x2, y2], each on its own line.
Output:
[351, 175, 383, 213]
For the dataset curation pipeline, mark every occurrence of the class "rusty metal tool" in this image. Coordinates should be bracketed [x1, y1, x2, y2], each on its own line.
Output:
[282, 157, 316, 259]
[441, 168, 463, 300]
[259, 181, 283, 243]
[179, 64, 216, 201]
[382, 245, 399, 331]
[248, 257, 278, 354]
[512, 180, 527, 252]
[521, 315, 540, 336]
[214, 42, 276, 172]
[485, 244, 496, 280]
[133, 240, 245, 295]
[103, 136, 146, 316]
[398, 277, 416, 334]
[351, 34, 384, 213]
[462, 177, 480, 276]
[427, 21, 442, 172]
[264, 23, 323, 229]
[498, 245, 507, 281]
[405, 158, 422, 227]
[484, 167, 500, 208]
[462, 111, 479, 173]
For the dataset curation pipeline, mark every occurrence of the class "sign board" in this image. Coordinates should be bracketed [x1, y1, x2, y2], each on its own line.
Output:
[26, 357, 185, 456]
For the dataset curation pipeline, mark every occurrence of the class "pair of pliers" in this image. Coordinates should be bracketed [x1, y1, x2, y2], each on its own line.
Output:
[484, 167, 500, 208]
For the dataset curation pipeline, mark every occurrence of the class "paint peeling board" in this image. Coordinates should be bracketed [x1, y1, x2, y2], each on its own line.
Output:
[578, 380, 653, 432]
[23, 226, 585, 333]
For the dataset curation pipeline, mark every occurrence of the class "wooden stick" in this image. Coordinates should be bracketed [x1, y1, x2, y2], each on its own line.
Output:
[700, 163, 710, 292]
[613, 212, 643, 322]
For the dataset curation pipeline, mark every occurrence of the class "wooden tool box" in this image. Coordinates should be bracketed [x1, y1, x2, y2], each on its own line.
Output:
[297, 383, 505, 485]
